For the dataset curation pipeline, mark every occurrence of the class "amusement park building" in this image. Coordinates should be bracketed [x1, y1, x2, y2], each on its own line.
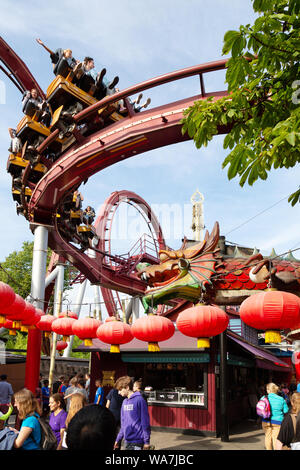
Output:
[76, 322, 292, 436]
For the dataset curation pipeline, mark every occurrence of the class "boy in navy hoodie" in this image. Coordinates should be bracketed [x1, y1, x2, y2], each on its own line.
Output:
[114, 376, 151, 450]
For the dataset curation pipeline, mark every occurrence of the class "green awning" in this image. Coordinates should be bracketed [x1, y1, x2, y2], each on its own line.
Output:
[121, 352, 210, 363]
[216, 353, 254, 368]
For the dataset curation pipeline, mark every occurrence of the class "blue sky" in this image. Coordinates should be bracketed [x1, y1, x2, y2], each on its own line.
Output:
[0, 0, 299, 315]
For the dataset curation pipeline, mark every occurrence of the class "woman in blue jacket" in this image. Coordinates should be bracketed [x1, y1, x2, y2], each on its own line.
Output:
[261, 382, 289, 450]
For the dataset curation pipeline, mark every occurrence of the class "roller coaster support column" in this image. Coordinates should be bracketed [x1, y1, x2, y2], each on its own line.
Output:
[48, 263, 65, 389]
[219, 315, 229, 442]
[132, 297, 140, 321]
[93, 285, 102, 321]
[25, 225, 49, 393]
[63, 279, 87, 357]
[87, 242, 102, 321]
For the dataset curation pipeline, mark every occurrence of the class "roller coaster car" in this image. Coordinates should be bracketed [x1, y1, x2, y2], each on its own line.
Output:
[16, 113, 63, 155]
[76, 224, 96, 248]
[70, 209, 82, 226]
[46, 73, 125, 133]
[7, 154, 48, 183]
[12, 186, 32, 205]
[62, 191, 83, 212]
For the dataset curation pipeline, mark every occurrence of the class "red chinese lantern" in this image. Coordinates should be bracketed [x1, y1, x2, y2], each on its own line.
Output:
[3, 319, 19, 336]
[56, 340, 68, 354]
[176, 304, 229, 348]
[21, 307, 42, 332]
[52, 316, 76, 341]
[12, 302, 36, 330]
[72, 317, 102, 346]
[240, 290, 300, 344]
[0, 282, 15, 324]
[4, 294, 26, 328]
[96, 318, 133, 353]
[36, 314, 55, 338]
[58, 311, 78, 319]
[131, 314, 175, 352]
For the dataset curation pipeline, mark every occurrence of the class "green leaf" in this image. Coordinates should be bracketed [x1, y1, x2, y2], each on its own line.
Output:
[286, 132, 296, 146]
[222, 30, 240, 55]
[288, 188, 300, 206]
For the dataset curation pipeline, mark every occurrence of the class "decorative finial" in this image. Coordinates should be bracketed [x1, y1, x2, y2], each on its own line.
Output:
[191, 190, 205, 242]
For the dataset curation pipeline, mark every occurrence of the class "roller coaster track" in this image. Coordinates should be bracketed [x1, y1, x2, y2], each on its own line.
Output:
[0, 36, 45, 98]
[1, 36, 230, 306]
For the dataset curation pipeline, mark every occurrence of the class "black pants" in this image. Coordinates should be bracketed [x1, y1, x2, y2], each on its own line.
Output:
[23, 100, 39, 118]
[76, 73, 95, 91]
[55, 58, 72, 78]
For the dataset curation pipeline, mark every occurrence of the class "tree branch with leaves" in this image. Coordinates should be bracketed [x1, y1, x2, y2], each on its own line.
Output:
[181, 0, 300, 205]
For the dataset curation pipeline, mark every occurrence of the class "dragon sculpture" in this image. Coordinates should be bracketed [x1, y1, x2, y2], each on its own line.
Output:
[136, 222, 300, 317]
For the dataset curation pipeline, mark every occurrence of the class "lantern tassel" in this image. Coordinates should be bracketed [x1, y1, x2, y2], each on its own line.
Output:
[110, 344, 120, 353]
[148, 342, 160, 352]
[197, 338, 210, 348]
[265, 330, 281, 344]
[45, 332, 51, 338]
[63, 335, 70, 342]
[9, 330, 16, 336]
[84, 339, 93, 347]
[0, 315, 6, 324]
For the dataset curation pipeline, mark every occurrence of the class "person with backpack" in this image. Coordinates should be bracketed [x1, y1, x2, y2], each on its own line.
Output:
[259, 382, 289, 450]
[9, 388, 58, 451]
[9, 388, 42, 450]
[276, 392, 300, 450]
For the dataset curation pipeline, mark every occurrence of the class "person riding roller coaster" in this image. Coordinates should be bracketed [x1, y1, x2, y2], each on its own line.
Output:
[36, 38, 78, 78]
[82, 206, 95, 225]
[76, 57, 119, 100]
[22, 88, 51, 127]
[8, 128, 22, 155]
[36, 39, 118, 99]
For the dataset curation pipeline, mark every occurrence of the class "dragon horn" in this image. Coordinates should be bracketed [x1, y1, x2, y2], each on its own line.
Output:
[183, 222, 219, 260]
[203, 221, 220, 253]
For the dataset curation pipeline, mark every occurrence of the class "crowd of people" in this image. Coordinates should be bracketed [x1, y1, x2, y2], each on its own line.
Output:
[0, 372, 152, 451]
[3, 370, 300, 451]
[254, 380, 300, 450]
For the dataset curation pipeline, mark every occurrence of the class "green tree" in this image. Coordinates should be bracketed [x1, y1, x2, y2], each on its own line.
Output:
[0, 242, 77, 351]
[4, 331, 27, 354]
[0, 241, 35, 298]
[182, 0, 300, 205]
[0, 241, 76, 300]
[69, 336, 91, 359]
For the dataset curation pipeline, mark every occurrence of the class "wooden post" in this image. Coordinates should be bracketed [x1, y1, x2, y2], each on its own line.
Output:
[220, 330, 229, 441]
[48, 290, 62, 391]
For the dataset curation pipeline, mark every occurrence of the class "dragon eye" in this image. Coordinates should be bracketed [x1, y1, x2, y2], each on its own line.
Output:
[178, 258, 189, 270]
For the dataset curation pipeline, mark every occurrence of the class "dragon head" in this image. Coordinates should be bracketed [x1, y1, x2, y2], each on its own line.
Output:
[137, 222, 222, 312]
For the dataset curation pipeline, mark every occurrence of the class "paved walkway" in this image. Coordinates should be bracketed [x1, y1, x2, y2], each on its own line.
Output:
[150, 420, 265, 451]
[7, 415, 265, 451]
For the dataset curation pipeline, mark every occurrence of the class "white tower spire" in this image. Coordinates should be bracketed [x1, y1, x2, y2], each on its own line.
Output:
[191, 190, 205, 241]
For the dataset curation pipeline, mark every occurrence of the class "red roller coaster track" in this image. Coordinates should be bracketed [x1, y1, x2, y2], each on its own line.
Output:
[1, 35, 229, 304]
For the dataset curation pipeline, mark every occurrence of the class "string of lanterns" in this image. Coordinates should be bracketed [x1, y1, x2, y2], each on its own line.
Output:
[0, 280, 300, 355]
